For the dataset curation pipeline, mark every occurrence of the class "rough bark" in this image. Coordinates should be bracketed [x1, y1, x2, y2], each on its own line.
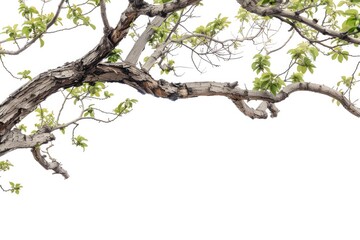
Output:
[0, 0, 201, 176]
[31, 147, 69, 179]
[236, 0, 360, 44]
[0, 0, 359, 177]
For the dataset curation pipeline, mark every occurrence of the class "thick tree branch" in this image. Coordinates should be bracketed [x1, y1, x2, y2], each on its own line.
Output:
[0, 0, 203, 140]
[1, 0, 360, 170]
[2, 59, 360, 143]
[0, 129, 55, 156]
[85, 63, 360, 117]
[236, 0, 360, 45]
[1, 61, 359, 158]
[132, 0, 200, 18]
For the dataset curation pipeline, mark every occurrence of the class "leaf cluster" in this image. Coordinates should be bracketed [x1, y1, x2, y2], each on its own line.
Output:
[252, 54, 285, 95]
[189, 14, 230, 46]
[0, 160, 22, 194]
[73, 135, 88, 151]
[340, 8, 360, 35]
[66, 4, 96, 30]
[288, 42, 318, 74]
[34, 108, 56, 130]
[114, 98, 138, 115]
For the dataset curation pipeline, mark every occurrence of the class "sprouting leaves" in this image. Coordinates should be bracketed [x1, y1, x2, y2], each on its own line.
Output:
[251, 54, 271, 74]
[83, 104, 95, 118]
[337, 75, 354, 88]
[18, 1, 39, 19]
[290, 72, 304, 83]
[88, 82, 106, 97]
[67, 82, 108, 104]
[2, 24, 21, 41]
[114, 98, 138, 115]
[73, 135, 88, 151]
[340, 9, 360, 34]
[251, 54, 284, 95]
[17, 69, 32, 80]
[1, 1, 63, 47]
[9, 182, 23, 194]
[106, 49, 123, 63]
[189, 14, 231, 46]
[104, 91, 114, 99]
[296, 57, 316, 74]
[17, 124, 27, 133]
[66, 4, 96, 29]
[253, 72, 285, 95]
[34, 107, 55, 129]
[160, 59, 175, 74]
[288, 42, 319, 60]
[236, 8, 251, 23]
[0, 160, 13, 172]
[330, 47, 349, 63]
[0, 161, 22, 194]
[149, 24, 172, 48]
[288, 43, 318, 74]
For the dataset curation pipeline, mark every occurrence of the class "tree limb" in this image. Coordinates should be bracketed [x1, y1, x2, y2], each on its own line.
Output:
[100, 0, 111, 32]
[236, 0, 360, 45]
[86, 63, 360, 117]
[31, 147, 69, 179]
[125, 16, 166, 64]
[0, 128, 55, 156]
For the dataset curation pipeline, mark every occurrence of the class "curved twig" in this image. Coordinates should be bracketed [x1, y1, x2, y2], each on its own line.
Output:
[0, 0, 66, 55]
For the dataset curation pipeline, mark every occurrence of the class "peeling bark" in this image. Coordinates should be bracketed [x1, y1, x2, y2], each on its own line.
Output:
[0, 0, 359, 178]
[1, 61, 360, 159]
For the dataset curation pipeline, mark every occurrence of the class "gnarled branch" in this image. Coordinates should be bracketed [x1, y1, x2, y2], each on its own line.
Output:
[31, 147, 69, 179]
[0, 129, 55, 156]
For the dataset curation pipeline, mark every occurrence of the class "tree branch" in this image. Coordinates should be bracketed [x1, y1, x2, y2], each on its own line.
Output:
[125, 16, 166, 64]
[236, 0, 360, 45]
[0, 129, 55, 156]
[100, 0, 111, 32]
[86, 63, 360, 118]
[31, 147, 69, 179]
[138, 0, 200, 17]
[0, 0, 66, 55]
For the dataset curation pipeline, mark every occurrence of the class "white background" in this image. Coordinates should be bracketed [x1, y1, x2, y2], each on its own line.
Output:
[1, 1, 360, 239]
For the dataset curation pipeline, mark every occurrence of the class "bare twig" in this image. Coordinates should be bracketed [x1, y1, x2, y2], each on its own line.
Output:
[100, 0, 111, 32]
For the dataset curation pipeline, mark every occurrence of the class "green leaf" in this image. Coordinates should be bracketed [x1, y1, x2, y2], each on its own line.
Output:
[106, 49, 123, 63]
[73, 135, 88, 151]
[17, 124, 27, 132]
[344, 9, 358, 16]
[290, 72, 304, 83]
[39, 38, 44, 48]
[114, 98, 138, 115]
[297, 65, 307, 73]
[0, 160, 13, 172]
[17, 70, 32, 80]
[251, 54, 271, 74]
